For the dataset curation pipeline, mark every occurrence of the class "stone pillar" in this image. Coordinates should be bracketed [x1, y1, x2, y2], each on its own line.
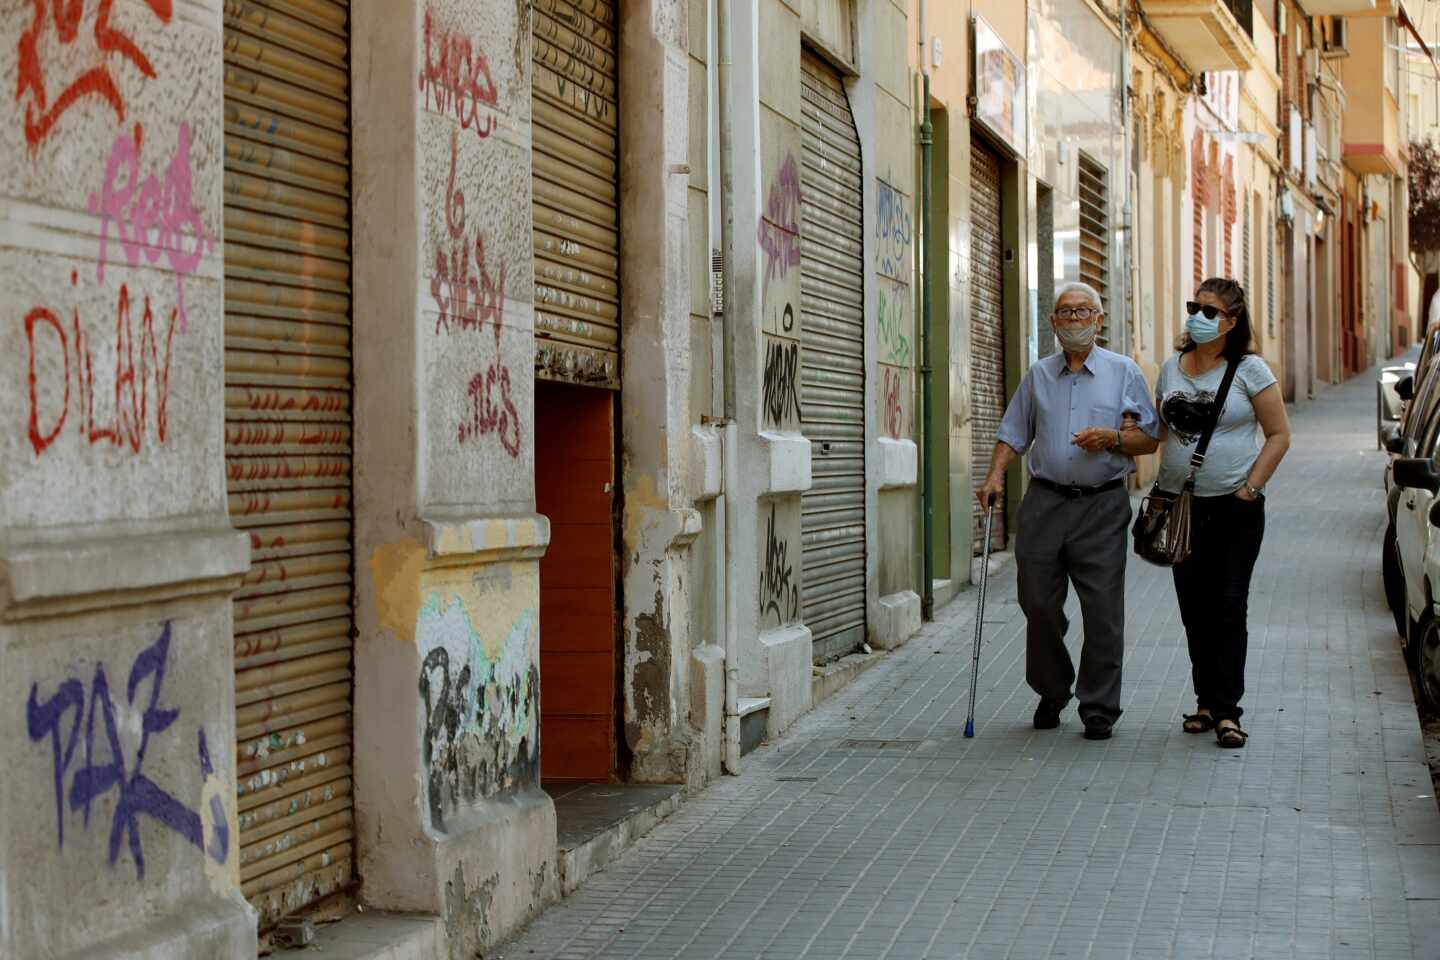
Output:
[351, 0, 557, 954]
[617, 0, 703, 783]
[0, 2, 254, 956]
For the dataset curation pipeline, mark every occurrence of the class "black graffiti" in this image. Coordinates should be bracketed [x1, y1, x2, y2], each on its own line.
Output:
[780, 303, 795, 333]
[419, 647, 471, 825]
[759, 503, 800, 625]
[762, 337, 802, 428]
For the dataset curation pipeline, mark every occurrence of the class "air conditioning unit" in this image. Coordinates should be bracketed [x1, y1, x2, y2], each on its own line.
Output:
[1322, 17, 1349, 59]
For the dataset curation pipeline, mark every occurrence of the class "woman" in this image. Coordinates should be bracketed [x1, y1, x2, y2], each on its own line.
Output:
[1154, 277, 1291, 748]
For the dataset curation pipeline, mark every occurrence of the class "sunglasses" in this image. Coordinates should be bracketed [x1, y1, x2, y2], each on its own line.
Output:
[1185, 301, 1230, 320]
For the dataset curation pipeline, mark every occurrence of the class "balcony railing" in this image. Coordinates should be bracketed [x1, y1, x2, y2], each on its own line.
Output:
[1225, 0, 1254, 39]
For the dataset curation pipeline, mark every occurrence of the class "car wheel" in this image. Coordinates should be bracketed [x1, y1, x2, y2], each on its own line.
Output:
[1417, 617, 1440, 713]
[1383, 522, 1407, 640]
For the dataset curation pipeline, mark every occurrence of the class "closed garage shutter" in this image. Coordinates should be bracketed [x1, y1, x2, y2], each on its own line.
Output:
[970, 137, 1006, 554]
[799, 53, 866, 662]
[223, 0, 355, 928]
[532, 0, 621, 389]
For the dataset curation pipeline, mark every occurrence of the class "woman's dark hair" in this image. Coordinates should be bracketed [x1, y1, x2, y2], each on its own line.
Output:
[1178, 277, 1256, 363]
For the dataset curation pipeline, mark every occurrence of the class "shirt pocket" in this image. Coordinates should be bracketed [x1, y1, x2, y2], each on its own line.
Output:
[1088, 403, 1119, 428]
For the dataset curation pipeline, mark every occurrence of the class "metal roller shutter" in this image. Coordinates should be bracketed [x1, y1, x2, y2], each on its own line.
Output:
[799, 53, 866, 662]
[531, 0, 621, 389]
[1077, 153, 1110, 338]
[223, 0, 355, 927]
[970, 138, 1006, 555]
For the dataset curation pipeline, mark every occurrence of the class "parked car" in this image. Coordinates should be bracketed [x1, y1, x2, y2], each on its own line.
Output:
[1384, 299, 1440, 710]
[1378, 362, 1414, 451]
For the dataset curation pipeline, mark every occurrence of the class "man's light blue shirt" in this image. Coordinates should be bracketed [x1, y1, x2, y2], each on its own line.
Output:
[996, 346, 1161, 487]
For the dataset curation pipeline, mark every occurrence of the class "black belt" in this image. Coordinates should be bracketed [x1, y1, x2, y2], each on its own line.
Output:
[1031, 477, 1125, 499]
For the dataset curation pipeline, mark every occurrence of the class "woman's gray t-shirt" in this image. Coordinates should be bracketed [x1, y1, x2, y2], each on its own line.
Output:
[1154, 353, 1277, 496]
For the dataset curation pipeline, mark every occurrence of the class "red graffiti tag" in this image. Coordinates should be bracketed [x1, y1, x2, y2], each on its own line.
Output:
[458, 362, 521, 457]
[16, 0, 173, 150]
[431, 131, 506, 343]
[882, 367, 904, 440]
[88, 121, 211, 333]
[25, 280, 178, 457]
[419, 7, 498, 138]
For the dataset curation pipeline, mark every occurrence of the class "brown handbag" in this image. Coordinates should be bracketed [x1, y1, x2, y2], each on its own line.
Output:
[1132, 356, 1240, 567]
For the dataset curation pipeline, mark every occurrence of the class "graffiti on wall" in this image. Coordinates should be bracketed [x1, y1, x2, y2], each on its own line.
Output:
[876, 181, 913, 279]
[433, 132, 506, 342]
[25, 622, 231, 878]
[762, 331, 802, 431]
[22, 124, 206, 459]
[759, 503, 799, 625]
[430, 130, 521, 457]
[532, 0, 615, 123]
[876, 280, 912, 367]
[25, 278, 178, 457]
[757, 153, 802, 288]
[882, 365, 906, 440]
[90, 121, 212, 334]
[16, 0, 173, 150]
[418, 596, 538, 826]
[419, 7, 498, 138]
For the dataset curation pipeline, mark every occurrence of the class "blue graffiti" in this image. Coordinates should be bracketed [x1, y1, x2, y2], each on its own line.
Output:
[877, 181, 914, 280]
[25, 622, 228, 879]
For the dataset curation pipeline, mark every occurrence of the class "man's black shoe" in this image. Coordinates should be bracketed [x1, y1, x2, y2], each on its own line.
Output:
[1082, 717, 1113, 740]
[1033, 698, 1064, 730]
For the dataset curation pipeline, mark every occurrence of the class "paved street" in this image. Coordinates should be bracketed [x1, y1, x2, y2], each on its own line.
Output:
[499, 372, 1440, 960]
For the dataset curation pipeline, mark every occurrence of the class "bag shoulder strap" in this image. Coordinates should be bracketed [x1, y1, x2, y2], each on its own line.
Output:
[1185, 355, 1241, 482]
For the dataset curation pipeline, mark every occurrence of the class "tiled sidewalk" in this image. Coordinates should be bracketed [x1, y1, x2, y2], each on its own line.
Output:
[499, 373, 1440, 960]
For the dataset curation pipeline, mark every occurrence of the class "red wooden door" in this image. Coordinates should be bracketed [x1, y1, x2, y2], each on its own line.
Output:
[536, 382, 617, 782]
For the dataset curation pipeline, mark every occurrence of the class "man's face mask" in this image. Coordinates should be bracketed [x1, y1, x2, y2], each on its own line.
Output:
[1053, 304, 1099, 351]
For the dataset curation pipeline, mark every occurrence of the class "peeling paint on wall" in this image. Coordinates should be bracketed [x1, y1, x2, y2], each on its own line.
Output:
[367, 539, 426, 645]
[417, 592, 539, 827]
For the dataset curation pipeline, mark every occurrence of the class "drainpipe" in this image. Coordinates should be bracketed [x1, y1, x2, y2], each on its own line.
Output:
[919, 0, 935, 620]
[715, 0, 741, 774]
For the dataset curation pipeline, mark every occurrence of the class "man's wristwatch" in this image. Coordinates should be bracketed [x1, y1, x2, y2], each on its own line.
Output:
[1243, 483, 1264, 499]
[1110, 429, 1122, 451]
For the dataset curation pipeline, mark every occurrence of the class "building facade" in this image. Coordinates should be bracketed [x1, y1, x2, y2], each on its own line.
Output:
[0, 0, 924, 956]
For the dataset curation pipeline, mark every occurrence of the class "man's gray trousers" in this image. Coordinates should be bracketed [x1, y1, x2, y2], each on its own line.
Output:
[1014, 482, 1132, 725]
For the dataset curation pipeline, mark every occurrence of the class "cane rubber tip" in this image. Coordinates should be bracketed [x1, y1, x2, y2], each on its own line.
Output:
[964, 721, 974, 738]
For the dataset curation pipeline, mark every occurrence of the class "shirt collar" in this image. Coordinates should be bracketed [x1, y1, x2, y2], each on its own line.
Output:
[1054, 348, 1100, 377]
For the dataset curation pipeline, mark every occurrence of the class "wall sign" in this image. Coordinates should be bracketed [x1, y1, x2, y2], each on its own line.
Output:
[973, 15, 1026, 158]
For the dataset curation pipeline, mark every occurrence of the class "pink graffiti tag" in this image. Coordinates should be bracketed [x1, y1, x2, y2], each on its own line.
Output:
[432, 130, 506, 344]
[88, 121, 212, 333]
[419, 7, 499, 139]
[757, 154, 802, 287]
[16, 0, 174, 150]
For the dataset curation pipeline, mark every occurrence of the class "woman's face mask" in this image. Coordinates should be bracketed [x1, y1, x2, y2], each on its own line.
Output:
[1185, 297, 1234, 344]
[1185, 310, 1223, 343]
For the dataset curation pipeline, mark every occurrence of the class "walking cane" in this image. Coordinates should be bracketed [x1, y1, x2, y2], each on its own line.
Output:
[964, 501, 996, 739]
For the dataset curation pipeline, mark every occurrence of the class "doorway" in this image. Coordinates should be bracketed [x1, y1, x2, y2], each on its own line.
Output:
[535, 381, 618, 783]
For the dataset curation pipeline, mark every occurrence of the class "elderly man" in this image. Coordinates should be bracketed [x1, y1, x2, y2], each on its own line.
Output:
[976, 282, 1160, 740]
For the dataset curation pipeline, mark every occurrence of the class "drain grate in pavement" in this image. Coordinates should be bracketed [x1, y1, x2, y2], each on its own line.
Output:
[835, 738, 924, 751]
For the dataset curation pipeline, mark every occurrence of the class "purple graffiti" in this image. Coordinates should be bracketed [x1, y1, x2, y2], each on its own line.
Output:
[25, 622, 227, 878]
[757, 154, 802, 287]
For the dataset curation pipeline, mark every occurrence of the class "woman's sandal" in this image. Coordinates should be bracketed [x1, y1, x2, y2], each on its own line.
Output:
[1182, 713, 1214, 734]
[1215, 720, 1248, 749]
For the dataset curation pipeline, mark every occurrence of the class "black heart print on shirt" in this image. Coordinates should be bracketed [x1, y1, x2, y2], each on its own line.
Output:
[1162, 391, 1217, 446]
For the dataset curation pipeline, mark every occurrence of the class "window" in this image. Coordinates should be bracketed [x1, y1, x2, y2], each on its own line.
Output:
[1078, 154, 1110, 342]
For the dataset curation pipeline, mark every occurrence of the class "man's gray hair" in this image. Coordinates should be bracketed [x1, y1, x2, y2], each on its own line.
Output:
[1053, 281, 1105, 313]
